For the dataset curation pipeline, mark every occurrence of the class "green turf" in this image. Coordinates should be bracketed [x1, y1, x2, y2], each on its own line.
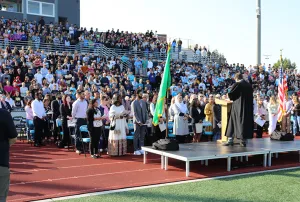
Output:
[62, 169, 300, 202]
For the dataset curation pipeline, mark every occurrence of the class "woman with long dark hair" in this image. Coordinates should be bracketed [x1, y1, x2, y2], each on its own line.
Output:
[190, 98, 202, 142]
[59, 95, 72, 148]
[86, 99, 104, 159]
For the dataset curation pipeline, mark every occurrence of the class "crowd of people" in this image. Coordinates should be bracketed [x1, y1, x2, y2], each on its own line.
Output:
[0, 17, 174, 55]
[0, 19, 298, 158]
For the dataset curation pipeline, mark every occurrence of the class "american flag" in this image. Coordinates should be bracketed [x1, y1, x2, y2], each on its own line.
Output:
[277, 65, 288, 122]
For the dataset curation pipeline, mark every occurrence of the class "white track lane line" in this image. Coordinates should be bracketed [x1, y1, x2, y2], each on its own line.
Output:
[10, 158, 161, 174]
[9, 166, 300, 202]
[10, 168, 161, 186]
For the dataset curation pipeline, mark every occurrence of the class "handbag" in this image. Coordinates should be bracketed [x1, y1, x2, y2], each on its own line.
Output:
[110, 116, 116, 130]
[152, 139, 179, 151]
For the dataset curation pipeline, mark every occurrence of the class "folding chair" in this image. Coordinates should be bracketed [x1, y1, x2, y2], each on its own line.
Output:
[79, 125, 90, 157]
[56, 119, 64, 138]
[168, 122, 176, 138]
[127, 123, 134, 140]
[28, 120, 35, 145]
[126, 123, 135, 152]
[13, 116, 26, 142]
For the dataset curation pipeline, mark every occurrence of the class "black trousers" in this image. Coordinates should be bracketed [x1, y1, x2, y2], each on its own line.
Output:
[61, 120, 70, 145]
[176, 135, 188, 144]
[89, 127, 102, 155]
[33, 116, 44, 144]
[256, 125, 263, 138]
[102, 126, 109, 150]
[52, 116, 59, 141]
[152, 125, 165, 143]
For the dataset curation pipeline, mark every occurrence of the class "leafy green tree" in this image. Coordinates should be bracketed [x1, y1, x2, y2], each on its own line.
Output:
[211, 49, 227, 64]
[273, 58, 297, 69]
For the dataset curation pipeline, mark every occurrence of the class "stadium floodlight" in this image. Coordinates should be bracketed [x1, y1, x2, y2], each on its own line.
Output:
[256, 0, 261, 66]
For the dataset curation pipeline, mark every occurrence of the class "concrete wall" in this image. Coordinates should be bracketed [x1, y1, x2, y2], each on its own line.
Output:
[0, 11, 23, 20]
[26, 15, 54, 23]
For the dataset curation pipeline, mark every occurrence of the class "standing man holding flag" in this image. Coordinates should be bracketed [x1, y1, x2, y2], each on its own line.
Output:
[152, 45, 172, 136]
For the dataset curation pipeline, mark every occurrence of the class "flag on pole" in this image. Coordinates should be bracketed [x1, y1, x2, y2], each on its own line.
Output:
[152, 46, 172, 126]
[277, 54, 288, 122]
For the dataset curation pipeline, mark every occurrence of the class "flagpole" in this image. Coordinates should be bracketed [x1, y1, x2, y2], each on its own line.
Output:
[165, 89, 169, 139]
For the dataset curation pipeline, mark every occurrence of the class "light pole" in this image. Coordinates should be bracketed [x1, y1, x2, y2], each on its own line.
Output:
[256, 0, 261, 66]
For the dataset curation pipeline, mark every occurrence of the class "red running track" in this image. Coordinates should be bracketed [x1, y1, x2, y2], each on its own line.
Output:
[8, 136, 300, 202]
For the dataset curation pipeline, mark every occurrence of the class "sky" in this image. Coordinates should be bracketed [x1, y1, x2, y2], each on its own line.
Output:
[80, 0, 299, 68]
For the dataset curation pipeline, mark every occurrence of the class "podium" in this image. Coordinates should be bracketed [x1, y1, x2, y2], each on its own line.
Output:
[215, 99, 232, 143]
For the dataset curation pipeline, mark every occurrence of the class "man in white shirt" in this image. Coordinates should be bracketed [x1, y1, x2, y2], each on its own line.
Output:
[34, 69, 43, 85]
[282, 96, 293, 133]
[45, 69, 54, 84]
[198, 81, 206, 91]
[40, 64, 48, 78]
[147, 59, 153, 69]
[31, 93, 46, 147]
[72, 90, 88, 153]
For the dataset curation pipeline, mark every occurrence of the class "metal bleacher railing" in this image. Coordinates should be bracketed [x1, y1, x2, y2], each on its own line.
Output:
[0, 39, 220, 64]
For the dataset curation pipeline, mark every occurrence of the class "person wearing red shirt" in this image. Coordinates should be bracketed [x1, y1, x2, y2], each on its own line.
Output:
[11, 82, 20, 97]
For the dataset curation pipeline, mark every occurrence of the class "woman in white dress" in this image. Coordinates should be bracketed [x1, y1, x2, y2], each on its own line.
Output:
[108, 94, 128, 156]
[173, 94, 189, 143]
[268, 96, 279, 135]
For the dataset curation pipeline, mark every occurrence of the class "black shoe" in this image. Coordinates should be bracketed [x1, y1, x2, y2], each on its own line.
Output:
[240, 142, 247, 147]
[223, 142, 234, 146]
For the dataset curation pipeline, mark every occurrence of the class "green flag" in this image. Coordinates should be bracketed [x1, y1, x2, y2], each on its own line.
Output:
[153, 47, 171, 126]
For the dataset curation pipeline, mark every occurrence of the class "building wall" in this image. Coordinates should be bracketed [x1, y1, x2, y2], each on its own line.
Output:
[58, 0, 80, 26]
[0, 11, 23, 20]
[26, 15, 54, 23]
[0, 0, 80, 26]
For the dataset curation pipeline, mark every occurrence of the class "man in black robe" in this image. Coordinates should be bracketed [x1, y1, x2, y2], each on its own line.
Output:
[224, 73, 254, 147]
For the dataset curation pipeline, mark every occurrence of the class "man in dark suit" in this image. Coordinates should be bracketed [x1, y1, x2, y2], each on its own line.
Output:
[0, 109, 18, 202]
[51, 94, 62, 142]
[131, 90, 148, 155]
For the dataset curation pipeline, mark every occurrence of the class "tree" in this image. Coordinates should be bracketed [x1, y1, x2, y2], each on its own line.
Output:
[211, 49, 227, 64]
[273, 58, 297, 70]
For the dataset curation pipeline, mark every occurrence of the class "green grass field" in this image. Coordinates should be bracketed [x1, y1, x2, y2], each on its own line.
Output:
[62, 169, 300, 202]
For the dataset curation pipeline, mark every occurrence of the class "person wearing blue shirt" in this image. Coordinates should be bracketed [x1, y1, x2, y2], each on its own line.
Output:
[55, 67, 63, 78]
[134, 58, 142, 75]
[148, 69, 156, 87]
[132, 78, 139, 90]
[171, 87, 178, 97]
[127, 72, 135, 83]
[137, 79, 143, 89]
